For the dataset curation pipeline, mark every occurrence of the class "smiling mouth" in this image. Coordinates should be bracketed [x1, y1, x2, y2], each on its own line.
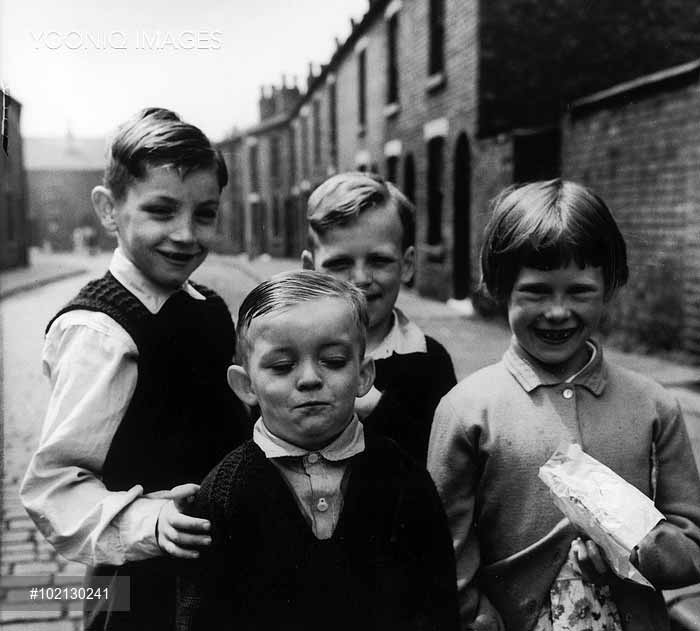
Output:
[533, 327, 579, 344]
[158, 251, 200, 264]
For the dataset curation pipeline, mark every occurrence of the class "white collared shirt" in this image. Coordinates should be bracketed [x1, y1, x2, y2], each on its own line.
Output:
[20, 249, 209, 566]
[253, 416, 365, 540]
[367, 308, 427, 360]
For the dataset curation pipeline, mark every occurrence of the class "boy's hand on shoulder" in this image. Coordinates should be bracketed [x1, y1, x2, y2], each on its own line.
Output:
[156, 483, 212, 559]
[355, 386, 383, 419]
[572, 537, 612, 585]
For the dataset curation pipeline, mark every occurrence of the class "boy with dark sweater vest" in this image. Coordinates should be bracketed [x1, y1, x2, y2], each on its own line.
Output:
[20, 108, 248, 631]
[301, 172, 456, 464]
[176, 270, 459, 631]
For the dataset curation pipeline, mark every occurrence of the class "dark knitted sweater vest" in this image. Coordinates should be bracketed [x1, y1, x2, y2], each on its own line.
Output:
[366, 335, 457, 465]
[47, 272, 249, 631]
[177, 433, 460, 631]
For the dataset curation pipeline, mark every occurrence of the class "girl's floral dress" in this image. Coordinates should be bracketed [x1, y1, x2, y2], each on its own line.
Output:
[533, 546, 622, 631]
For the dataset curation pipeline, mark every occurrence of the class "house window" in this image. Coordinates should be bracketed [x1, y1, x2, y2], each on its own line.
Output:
[386, 13, 399, 104]
[313, 99, 322, 165]
[301, 115, 310, 177]
[427, 137, 444, 245]
[249, 144, 259, 192]
[328, 82, 338, 166]
[403, 153, 415, 203]
[270, 135, 280, 180]
[357, 49, 367, 132]
[289, 126, 297, 183]
[272, 195, 281, 236]
[428, 0, 445, 76]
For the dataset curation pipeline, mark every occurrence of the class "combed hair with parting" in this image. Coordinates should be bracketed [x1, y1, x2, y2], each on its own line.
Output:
[480, 179, 629, 304]
[103, 107, 228, 201]
[307, 171, 415, 250]
[236, 270, 369, 362]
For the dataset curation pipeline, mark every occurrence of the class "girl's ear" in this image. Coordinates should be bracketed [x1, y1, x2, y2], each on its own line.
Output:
[356, 356, 375, 398]
[92, 186, 118, 233]
[227, 365, 259, 407]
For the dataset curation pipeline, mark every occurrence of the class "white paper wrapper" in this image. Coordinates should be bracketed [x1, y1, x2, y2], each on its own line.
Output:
[538, 443, 664, 587]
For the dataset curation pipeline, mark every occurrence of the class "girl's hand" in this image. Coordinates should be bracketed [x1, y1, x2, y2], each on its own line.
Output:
[572, 537, 612, 585]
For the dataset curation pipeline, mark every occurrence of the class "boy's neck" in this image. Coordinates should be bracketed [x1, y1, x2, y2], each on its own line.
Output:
[366, 314, 395, 353]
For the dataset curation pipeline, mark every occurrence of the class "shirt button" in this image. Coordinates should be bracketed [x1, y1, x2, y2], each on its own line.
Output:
[562, 388, 574, 399]
[316, 498, 328, 512]
[307, 453, 320, 464]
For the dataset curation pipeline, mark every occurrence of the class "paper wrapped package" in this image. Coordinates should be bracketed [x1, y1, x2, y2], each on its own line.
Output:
[538, 443, 664, 587]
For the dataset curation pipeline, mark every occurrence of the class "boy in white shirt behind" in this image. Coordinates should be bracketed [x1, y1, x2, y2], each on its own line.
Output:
[20, 107, 249, 631]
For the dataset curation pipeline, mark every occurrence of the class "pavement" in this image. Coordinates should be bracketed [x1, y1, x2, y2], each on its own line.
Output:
[3, 249, 700, 630]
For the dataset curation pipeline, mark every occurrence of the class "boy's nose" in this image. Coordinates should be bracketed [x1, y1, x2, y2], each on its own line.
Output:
[297, 362, 323, 390]
[171, 217, 196, 243]
[350, 264, 372, 287]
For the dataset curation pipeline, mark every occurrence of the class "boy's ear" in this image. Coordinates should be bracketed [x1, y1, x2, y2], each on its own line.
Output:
[401, 245, 416, 284]
[301, 249, 316, 270]
[227, 365, 259, 407]
[356, 356, 375, 398]
[92, 186, 118, 234]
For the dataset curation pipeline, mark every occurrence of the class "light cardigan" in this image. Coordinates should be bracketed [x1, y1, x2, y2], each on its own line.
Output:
[428, 338, 700, 631]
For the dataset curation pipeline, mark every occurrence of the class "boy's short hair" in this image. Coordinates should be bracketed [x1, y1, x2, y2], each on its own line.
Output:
[236, 270, 369, 363]
[307, 171, 415, 251]
[481, 179, 629, 304]
[104, 107, 228, 202]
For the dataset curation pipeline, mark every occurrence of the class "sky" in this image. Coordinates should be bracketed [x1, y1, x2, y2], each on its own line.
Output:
[0, 0, 369, 141]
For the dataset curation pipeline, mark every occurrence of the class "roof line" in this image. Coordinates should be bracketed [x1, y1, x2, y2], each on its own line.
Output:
[570, 58, 700, 112]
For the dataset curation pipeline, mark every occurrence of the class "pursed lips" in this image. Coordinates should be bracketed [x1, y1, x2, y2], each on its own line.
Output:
[295, 401, 329, 408]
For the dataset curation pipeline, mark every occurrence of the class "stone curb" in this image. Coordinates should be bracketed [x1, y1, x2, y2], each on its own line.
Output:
[0, 270, 87, 301]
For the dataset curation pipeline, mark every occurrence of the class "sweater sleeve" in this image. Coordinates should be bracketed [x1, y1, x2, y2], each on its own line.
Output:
[634, 398, 700, 588]
[428, 392, 505, 630]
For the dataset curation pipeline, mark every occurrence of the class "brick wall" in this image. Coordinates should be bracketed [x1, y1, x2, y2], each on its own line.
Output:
[479, 0, 700, 136]
[563, 73, 700, 354]
[0, 95, 28, 269]
[390, 0, 480, 299]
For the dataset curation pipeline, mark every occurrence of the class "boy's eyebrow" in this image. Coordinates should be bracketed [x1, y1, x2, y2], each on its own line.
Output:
[514, 281, 551, 291]
[320, 254, 353, 265]
[141, 194, 180, 206]
[141, 195, 220, 207]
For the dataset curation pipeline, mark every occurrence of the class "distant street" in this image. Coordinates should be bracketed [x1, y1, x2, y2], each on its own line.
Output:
[2, 252, 700, 629]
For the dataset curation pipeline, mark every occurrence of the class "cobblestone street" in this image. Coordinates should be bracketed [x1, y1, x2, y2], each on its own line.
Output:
[3, 251, 700, 629]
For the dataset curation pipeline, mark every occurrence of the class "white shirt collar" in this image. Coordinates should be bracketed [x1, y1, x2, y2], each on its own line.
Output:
[368, 308, 427, 360]
[108, 248, 205, 315]
[253, 414, 365, 461]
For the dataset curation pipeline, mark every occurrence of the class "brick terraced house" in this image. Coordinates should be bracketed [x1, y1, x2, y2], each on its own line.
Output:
[220, 0, 700, 353]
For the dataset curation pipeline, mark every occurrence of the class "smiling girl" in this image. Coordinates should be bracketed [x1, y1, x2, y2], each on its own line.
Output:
[428, 179, 700, 631]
